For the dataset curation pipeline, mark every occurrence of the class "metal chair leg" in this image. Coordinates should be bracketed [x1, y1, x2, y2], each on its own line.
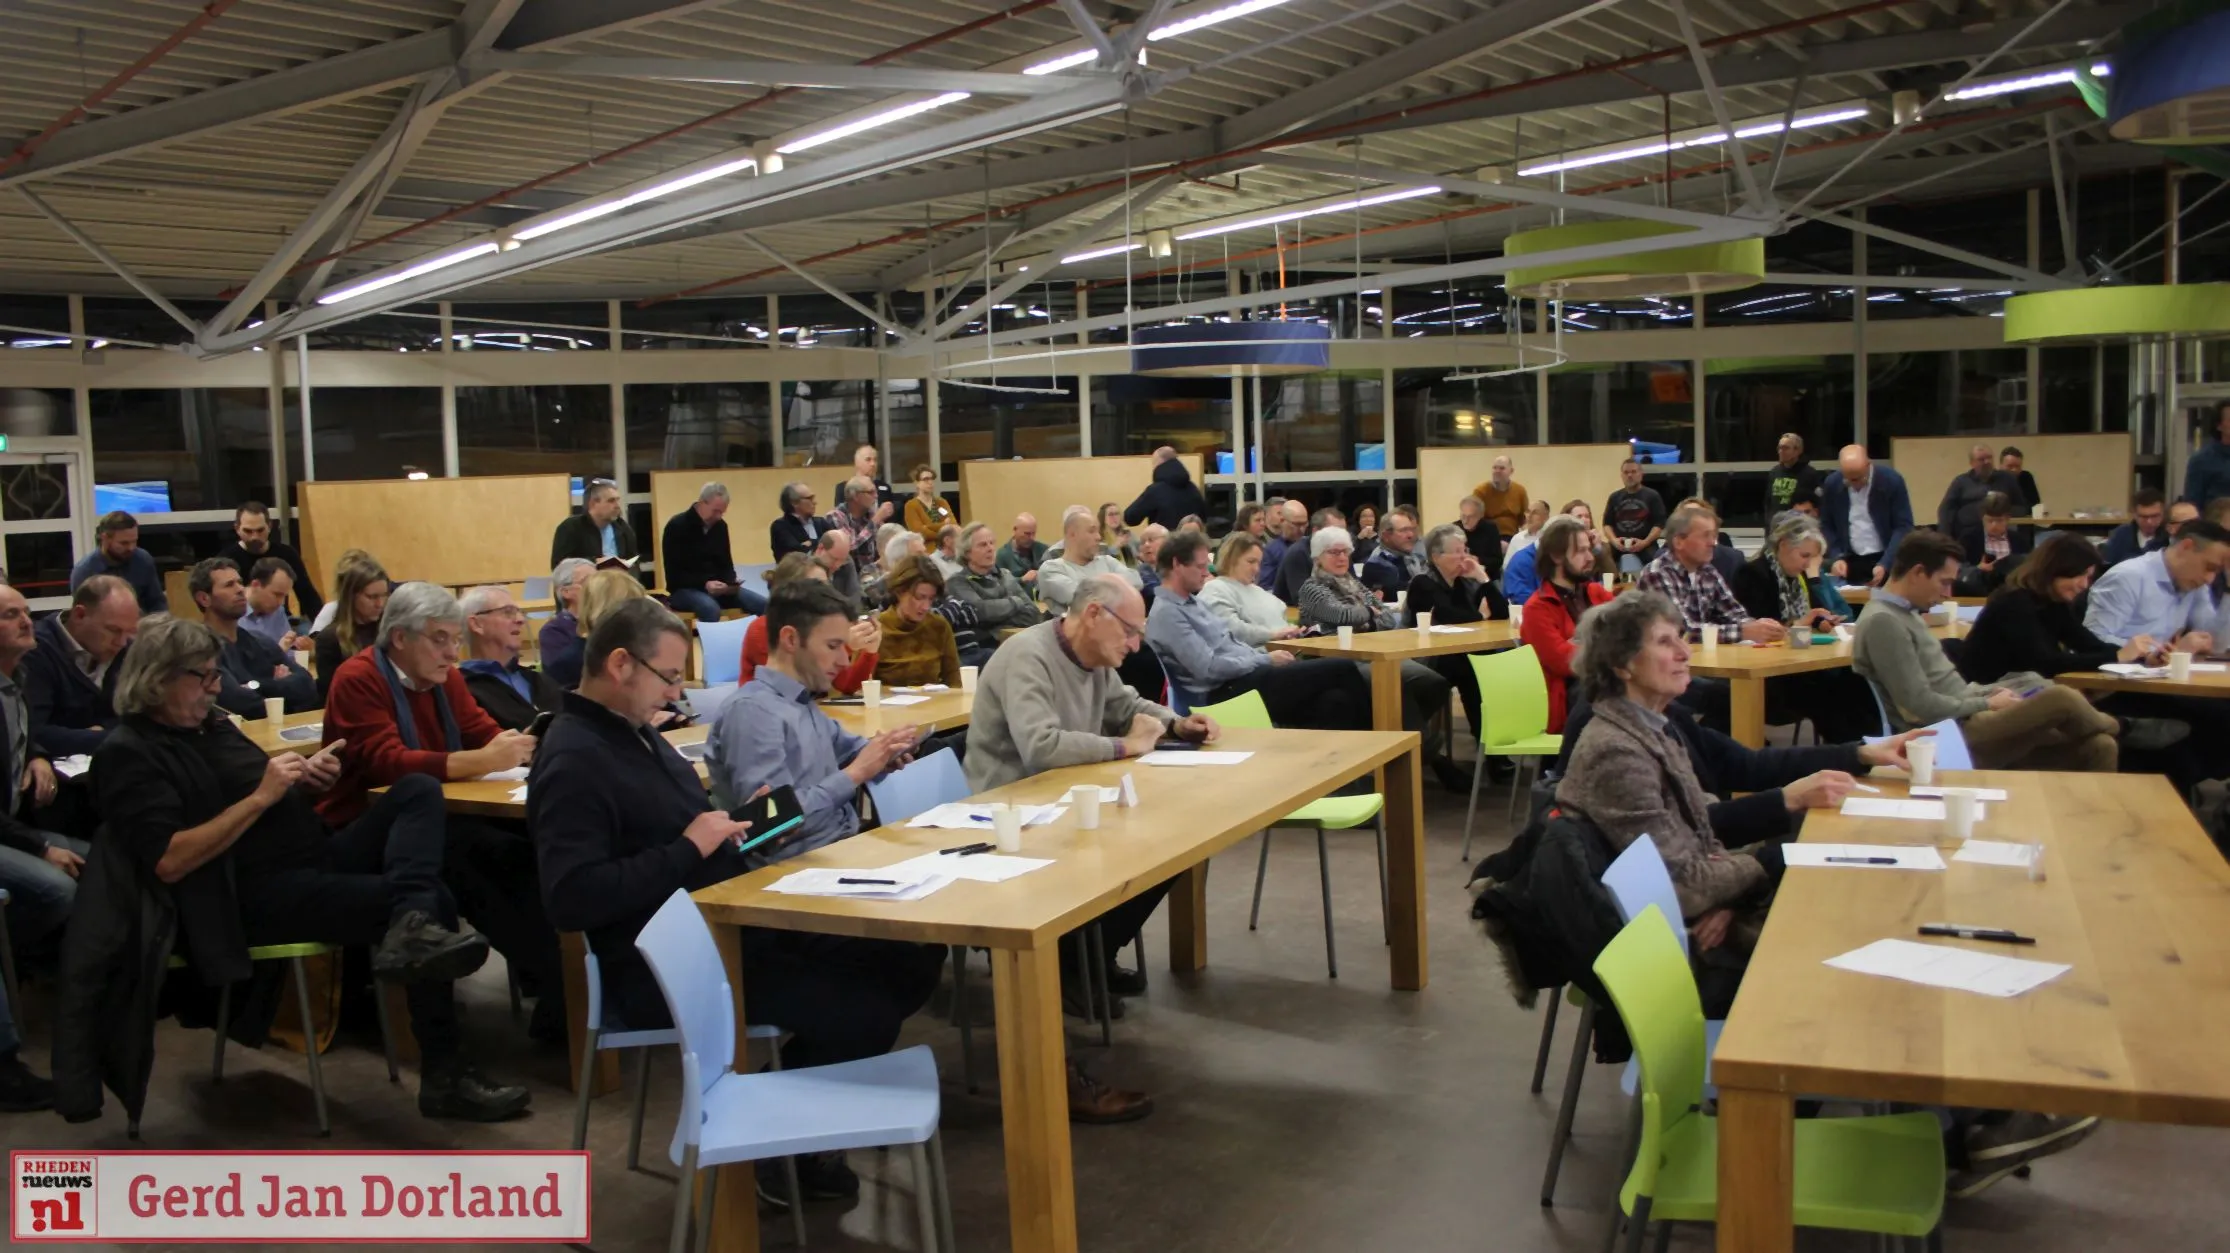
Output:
[571, 1025, 603, 1151]
[666, 1146, 699, 1253]
[1247, 828, 1273, 929]
[1529, 987, 1563, 1094]
[0, 895, 20, 1028]
[370, 978, 398, 1082]
[507, 962, 524, 1023]
[1603, 1092, 1645, 1253]
[692, 1157, 718, 1253]
[1315, 826, 1338, 979]
[1652, 1218, 1673, 1253]
[1507, 756, 1532, 825]
[1539, 1000, 1597, 1207]
[928, 1132, 957, 1253]
[908, 1143, 939, 1253]
[951, 946, 977, 1095]
[627, 1048, 654, 1170]
[781, 1157, 806, 1247]
[1461, 754, 1487, 861]
[211, 981, 232, 1081]
[290, 957, 331, 1137]
[1130, 932, 1146, 988]
[1374, 814, 1390, 945]
[1621, 1196, 1655, 1253]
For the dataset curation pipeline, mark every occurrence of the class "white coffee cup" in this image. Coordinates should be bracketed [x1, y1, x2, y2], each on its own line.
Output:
[1908, 738, 1937, 788]
[1395, 590, 1408, 612]
[293, 649, 312, 671]
[1415, 611, 1433, 633]
[263, 697, 286, 724]
[1601, 573, 1616, 591]
[2170, 651, 2194, 682]
[1942, 788, 1978, 843]
[1509, 604, 1524, 628]
[1337, 625, 1354, 648]
[862, 679, 882, 709]
[1070, 784, 1102, 830]
[1699, 628, 1719, 654]
[959, 665, 979, 693]
[2032, 501, 2047, 519]
[990, 803, 1022, 852]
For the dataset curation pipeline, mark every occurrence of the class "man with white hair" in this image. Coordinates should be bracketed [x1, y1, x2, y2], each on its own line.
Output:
[811, 529, 863, 613]
[662, 481, 765, 620]
[1037, 505, 1139, 614]
[823, 475, 883, 577]
[459, 585, 560, 731]
[769, 481, 826, 559]
[832, 444, 897, 522]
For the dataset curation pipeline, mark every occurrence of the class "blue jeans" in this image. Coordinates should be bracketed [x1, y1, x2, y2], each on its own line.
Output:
[0, 833, 91, 957]
[668, 586, 765, 621]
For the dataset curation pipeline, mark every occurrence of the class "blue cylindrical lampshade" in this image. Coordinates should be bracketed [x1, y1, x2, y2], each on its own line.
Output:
[2107, 5, 2230, 143]
[1131, 321, 1331, 377]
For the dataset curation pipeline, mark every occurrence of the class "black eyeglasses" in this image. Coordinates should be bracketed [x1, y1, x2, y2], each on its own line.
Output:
[625, 649, 685, 687]
[180, 665, 221, 686]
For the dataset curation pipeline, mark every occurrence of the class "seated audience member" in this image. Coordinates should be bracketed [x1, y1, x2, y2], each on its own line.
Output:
[1039, 505, 1141, 613]
[1259, 500, 1308, 592]
[769, 481, 826, 560]
[1504, 498, 1549, 562]
[1198, 534, 1298, 647]
[1962, 534, 2173, 682]
[2000, 445, 2041, 511]
[903, 465, 953, 543]
[579, 567, 651, 636]
[1351, 504, 1380, 563]
[459, 585, 559, 731]
[549, 478, 636, 567]
[1938, 441, 2026, 536]
[1503, 500, 1601, 604]
[1404, 523, 1506, 733]
[1519, 516, 1613, 734]
[1854, 532, 2119, 771]
[0, 961, 47, 1110]
[240, 557, 301, 650]
[539, 557, 595, 690]
[0, 583, 89, 964]
[307, 547, 370, 636]
[663, 481, 765, 622]
[737, 554, 880, 692]
[1099, 502, 1140, 568]
[1728, 513, 1873, 744]
[1233, 503, 1268, 544]
[998, 513, 1048, 587]
[1956, 491, 2031, 595]
[93, 615, 527, 1121]
[2104, 488, 2171, 566]
[190, 558, 318, 718]
[1145, 530, 1371, 729]
[1124, 445, 1209, 531]
[948, 522, 1043, 643]
[931, 523, 966, 581]
[1360, 508, 1428, 600]
[1134, 524, 1169, 596]
[1669, 496, 1744, 585]
[2168, 498, 2202, 539]
[1639, 505, 1786, 644]
[312, 553, 390, 703]
[69, 510, 166, 615]
[824, 477, 884, 578]
[219, 500, 323, 622]
[1555, 591, 1923, 955]
[1456, 494, 1506, 580]
[318, 581, 562, 1034]
[832, 443, 898, 520]
[811, 529, 863, 613]
[25, 575, 139, 756]
[1276, 507, 1344, 605]
[2082, 519, 2229, 654]
[1605, 458, 1669, 573]
[874, 556, 962, 688]
[968, 575, 1218, 1119]
[1297, 527, 1462, 782]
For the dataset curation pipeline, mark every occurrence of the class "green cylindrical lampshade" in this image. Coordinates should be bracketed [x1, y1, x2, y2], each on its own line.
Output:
[1504, 219, 1765, 299]
[2002, 284, 2230, 343]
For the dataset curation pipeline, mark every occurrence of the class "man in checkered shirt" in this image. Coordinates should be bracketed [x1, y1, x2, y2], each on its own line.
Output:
[1637, 504, 1788, 645]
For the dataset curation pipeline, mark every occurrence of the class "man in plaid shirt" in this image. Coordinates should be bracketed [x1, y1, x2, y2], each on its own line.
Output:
[1638, 504, 1788, 644]
[824, 476, 884, 577]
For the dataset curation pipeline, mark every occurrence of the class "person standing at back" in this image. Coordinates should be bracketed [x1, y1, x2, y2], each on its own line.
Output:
[1937, 442, 2026, 536]
[1469, 455, 1529, 538]
[1999, 446, 2040, 511]
[902, 464, 953, 544]
[662, 481, 765, 620]
[1124, 446, 1208, 531]
[219, 500, 323, 622]
[1818, 444, 1913, 588]
[833, 444, 897, 522]
[1765, 433, 1823, 515]
[1604, 458, 1668, 574]
[2183, 402, 2230, 507]
[70, 511, 166, 615]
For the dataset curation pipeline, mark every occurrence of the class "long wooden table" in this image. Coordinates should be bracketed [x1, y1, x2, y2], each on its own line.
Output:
[2055, 668, 2230, 700]
[1270, 620, 1516, 730]
[1711, 770, 2230, 1252]
[245, 709, 328, 757]
[692, 725, 1423, 1253]
[1684, 620, 1960, 748]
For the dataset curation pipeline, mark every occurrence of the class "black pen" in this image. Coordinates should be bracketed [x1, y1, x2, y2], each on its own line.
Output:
[939, 842, 995, 855]
[1827, 856, 1897, 865]
[1920, 924, 2035, 945]
[838, 877, 898, 886]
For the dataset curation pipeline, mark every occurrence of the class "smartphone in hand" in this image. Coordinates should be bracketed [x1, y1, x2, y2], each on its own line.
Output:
[730, 784, 806, 854]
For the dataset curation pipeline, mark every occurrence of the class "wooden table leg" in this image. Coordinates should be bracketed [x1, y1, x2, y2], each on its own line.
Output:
[1167, 862, 1207, 972]
[1369, 656, 1406, 732]
[1383, 734, 1428, 991]
[560, 931, 619, 1096]
[1728, 677, 1767, 749]
[990, 943, 1079, 1253]
[704, 919, 762, 1253]
[1715, 1086, 1794, 1253]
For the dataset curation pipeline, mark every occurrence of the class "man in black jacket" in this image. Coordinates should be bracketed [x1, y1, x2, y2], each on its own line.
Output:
[217, 501, 323, 623]
[548, 479, 638, 568]
[190, 559, 318, 718]
[768, 481, 826, 559]
[24, 575, 137, 757]
[458, 585, 561, 731]
[1938, 443, 2027, 535]
[1123, 446, 1208, 531]
[0, 583, 88, 965]
[661, 481, 765, 620]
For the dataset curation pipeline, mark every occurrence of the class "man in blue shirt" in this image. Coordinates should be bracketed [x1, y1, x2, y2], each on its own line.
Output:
[69, 511, 165, 615]
[2082, 521, 2229, 652]
[1143, 530, 1369, 731]
[239, 557, 301, 650]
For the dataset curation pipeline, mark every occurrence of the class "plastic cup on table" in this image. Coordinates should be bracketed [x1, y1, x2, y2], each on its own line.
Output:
[1070, 784, 1101, 830]
[1699, 628, 1719, 655]
[959, 665, 979, 693]
[2170, 651, 2195, 682]
[1942, 788, 1977, 843]
[263, 696, 286, 724]
[862, 679, 883, 709]
[991, 803, 1023, 853]
[1788, 625, 1812, 650]
[1509, 604, 1524, 630]
[1908, 738, 1936, 788]
[1601, 573, 1616, 591]
[1394, 590, 1407, 612]
[1336, 626, 1354, 649]
[1415, 611, 1433, 635]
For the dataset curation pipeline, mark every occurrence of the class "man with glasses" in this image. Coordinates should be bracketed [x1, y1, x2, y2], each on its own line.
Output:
[0, 582, 89, 969]
[538, 592, 943, 1206]
[769, 481, 826, 560]
[1144, 530, 1370, 730]
[549, 479, 637, 568]
[458, 585, 560, 731]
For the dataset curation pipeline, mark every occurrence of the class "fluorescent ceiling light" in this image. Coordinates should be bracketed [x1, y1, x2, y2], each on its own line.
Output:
[1517, 105, 1869, 177]
[1944, 61, 2111, 102]
[317, 241, 500, 306]
[1024, 49, 1099, 76]
[1175, 184, 1441, 240]
[1149, 0, 1297, 41]
[1062, 242, 1144, 263]
[512, 155, 756, 242]
[778, 92, 970, 154]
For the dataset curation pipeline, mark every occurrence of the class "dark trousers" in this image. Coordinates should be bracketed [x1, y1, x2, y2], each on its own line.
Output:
[238, 775, 461, 1064]
[1428, 654, 1482, 737]
[2101, 692, 2230, 793]
[1209, 658, 1371, 730]
[443, 817, 563, 1009]
[1843, 551, 1883, 587]
[1675, 676, 1731, 735]
[1060, 878, 1173, 975]
[1769, 669, 1876, 744]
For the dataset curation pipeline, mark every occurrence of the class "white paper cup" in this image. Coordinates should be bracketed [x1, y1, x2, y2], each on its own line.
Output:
[1699, 628, 1719, 654]
[1943, 789, 1977, 843]
[1509, 604, 1524, 628]
[1394, 590, 1407, 612]
[1337, 625, 1354, 648]
[1908, 738, 1936, 788]
[293, 649, 312, 671]
[1415, 611, 1433, 632]
[263, 696, 286, 724]
[991, 803, 1022, 852]
[1070, 784, 1101, 830]
[2170, 651, 2194, 682]
[1601, 573, 1616, 591]
[959, 665, 978, 692]
[2032, 501, 2047, 518]
[862, 679, 883, 709]
[1788, 626, 1812, 650]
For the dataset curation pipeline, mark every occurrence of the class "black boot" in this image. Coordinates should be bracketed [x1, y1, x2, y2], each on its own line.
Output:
[419, 1063, 531, 1122]
[373, 911, 491, 984]
[0, 1051, 54, 1113]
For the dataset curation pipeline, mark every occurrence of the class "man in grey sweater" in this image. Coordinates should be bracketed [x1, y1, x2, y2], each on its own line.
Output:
[1143, 530, 1369, 729]
[947, 522, 1043, 640]
[1036, 507, 1139, 614]
[1852, 532, 2119, 771]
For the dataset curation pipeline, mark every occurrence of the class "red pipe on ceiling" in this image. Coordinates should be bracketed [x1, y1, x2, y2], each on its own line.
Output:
[1, 0, 244, 177]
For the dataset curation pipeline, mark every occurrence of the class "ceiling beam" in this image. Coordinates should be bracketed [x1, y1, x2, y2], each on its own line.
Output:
[488, 0, 739, 50]
[928, 175, 1180, 339]
[474, 52, 1089, 96]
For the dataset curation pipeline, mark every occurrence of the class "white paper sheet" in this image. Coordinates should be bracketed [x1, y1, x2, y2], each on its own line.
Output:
[765, 867, 954, 900]
[478, 766, 531, 782]
[278, 723, 324, 742]
[1952, 840, 2038, 868]
[1425, 625, 1476, 634]
[891, 684, 951, 693]
[904, 802, 1068, 830]
[1138, 750, 1255, 766]
[1824, 938, 2069, 998]
[875, 694, 931, 707]
[2101, 661, 2230, 677]
[1908, 786, 2009, 801]
[52, 754, 90, 778]
[507, 785, 528, 802]
[882, 852, 1052, 884]
[1783, 843, 1947, 870]
[1839, 796, 1988, 822]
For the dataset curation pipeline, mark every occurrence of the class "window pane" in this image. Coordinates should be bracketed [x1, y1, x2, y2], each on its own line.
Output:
[1, 295, 70, 348]
[0, 462, 68, 524]
[1092, 375, 1231, 463]
[0, 387, 76, 437]
[450, 302, 610, 350]
[290, 388, 444, 482]
[620, 297, 770, 349]
[1704, 356, 1854, 462]
[1258, 371, 1384, 473]
[1862, 286, 2010, 320]
[623, 383, 773, 490]
[84, 297, 226, 347]
[4, 532, 74, 601]
[1400, 367, 1537, 464]
[457, 385, 613, 478]
[776, 293, 877, 348]
[938, 379, 1078, 479]
[782, 380, 876, 468]
[2039, 346, 2096, 434]
[887, 381, 928, 481]
[1549, 362, 1693, 460]
[90, 388, 280, 510]
[304, 304, 442, 351]
[1706, 283, 1854, 325]
[1865, 349, 2027, 457]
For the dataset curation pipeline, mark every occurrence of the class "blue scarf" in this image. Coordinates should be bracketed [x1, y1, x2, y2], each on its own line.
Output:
[373, 645, 461, 752]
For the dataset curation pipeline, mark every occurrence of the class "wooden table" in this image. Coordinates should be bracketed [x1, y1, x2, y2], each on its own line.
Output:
[693, 725, 1424, 1253]
[1684, 621, 1958, 748]
[244, 709, 329, 757]
[1270, 620, 1516, 730]
[2010, 514, 2127, 528]
[1711, 770, 2230, 1252]
[2055, 668, 2230, 700]
[822, 686, 976, 736]
[1839, 587, 1984, 607]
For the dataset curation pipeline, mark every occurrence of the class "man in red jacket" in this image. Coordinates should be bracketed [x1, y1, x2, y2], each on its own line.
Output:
[320, 581, 563, 1039]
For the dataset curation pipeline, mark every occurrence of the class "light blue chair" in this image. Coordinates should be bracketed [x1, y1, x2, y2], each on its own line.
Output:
[524, 575, 553, 602]
[1861, 688, 1974, 769]
[696, 616, 754, 687]
[682, 683, 741, 724]
[865, 749, 989, 1091]
[636, 891, 953, 1253]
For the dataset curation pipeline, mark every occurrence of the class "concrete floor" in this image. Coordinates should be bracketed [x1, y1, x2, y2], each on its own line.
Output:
[8, 781, 2229, 1253]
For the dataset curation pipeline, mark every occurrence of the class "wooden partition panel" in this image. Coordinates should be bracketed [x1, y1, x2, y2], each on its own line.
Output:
[1416, 444, 1636, 529]
[648, 467, 813, 590]
[1890, 433, 2133, 519]
[299, 474, 570, 593]
[958, 453, 1205, 541]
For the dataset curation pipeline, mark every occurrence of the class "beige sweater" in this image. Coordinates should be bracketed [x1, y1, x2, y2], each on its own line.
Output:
[964, 620, 1172, 792]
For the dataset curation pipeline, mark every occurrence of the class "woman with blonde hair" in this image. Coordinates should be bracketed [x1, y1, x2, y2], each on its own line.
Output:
[313, 551, 390, 702]
[579, 567, 649, 635]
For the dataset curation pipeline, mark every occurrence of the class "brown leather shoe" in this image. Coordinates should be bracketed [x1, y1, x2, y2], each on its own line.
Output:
[1067, 1061, 1153, 1124]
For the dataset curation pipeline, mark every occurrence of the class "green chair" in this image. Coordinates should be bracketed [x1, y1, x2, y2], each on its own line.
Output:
[1193, 690, 1387, 979]
[160, 942, 399, 1139]
[1460, 646, 1564, 861]
[1593, 906, 1945, 1253]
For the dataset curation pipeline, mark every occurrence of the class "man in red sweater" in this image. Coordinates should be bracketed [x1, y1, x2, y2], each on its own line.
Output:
[320, 582, 563, 1039]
